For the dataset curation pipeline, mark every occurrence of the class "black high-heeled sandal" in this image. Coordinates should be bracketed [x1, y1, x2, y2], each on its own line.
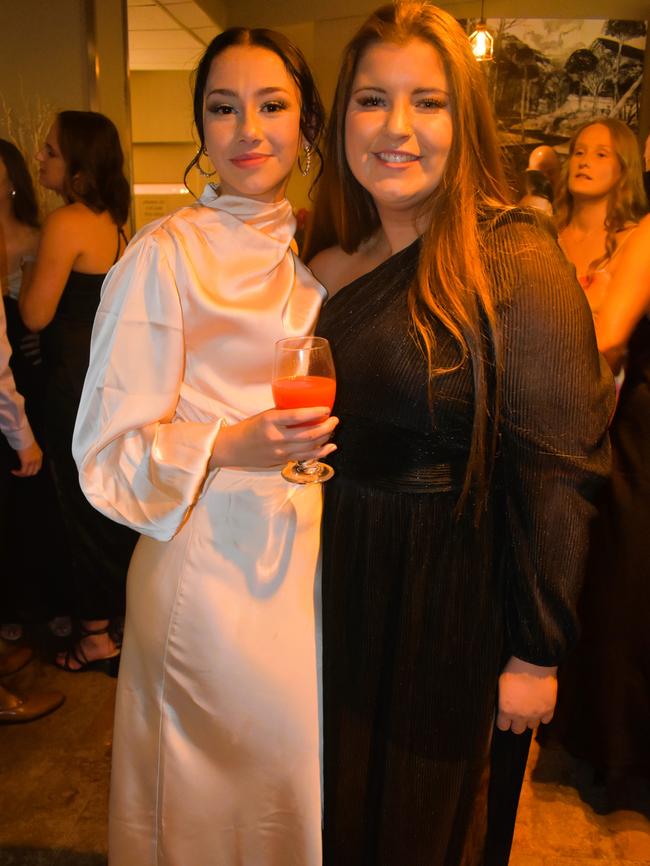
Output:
[55, 624, 120, 678]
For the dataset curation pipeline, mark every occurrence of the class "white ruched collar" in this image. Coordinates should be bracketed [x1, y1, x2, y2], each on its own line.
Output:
[199, 184, 296, 246]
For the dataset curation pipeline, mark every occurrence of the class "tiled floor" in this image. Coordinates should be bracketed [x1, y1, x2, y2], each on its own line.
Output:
[1, 648, 649, 865]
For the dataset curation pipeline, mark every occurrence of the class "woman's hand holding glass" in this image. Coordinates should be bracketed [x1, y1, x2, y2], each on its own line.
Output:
[210, 405, 337, 472]
[272, 336, 337, 483]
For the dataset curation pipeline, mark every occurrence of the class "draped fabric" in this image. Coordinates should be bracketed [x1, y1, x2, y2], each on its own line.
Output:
[73, 188, 326, 866]
[74, 186, 325, 541]
[315, 210, 614, 865]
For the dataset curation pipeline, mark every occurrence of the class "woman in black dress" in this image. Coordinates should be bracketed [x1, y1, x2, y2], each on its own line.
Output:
[306, 3, 614, 863]
[547, 159, 650, 803]
[0, 138, 70, 634]
[20, 111, 137, 673]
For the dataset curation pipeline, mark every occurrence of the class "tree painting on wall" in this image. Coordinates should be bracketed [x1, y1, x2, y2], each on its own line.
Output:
[459, 18, 647, 152]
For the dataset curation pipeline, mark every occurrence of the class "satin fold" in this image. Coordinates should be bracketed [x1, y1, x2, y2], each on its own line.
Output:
[73, 186, 325, 541]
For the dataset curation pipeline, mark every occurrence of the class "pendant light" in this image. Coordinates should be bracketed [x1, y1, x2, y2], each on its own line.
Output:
[469, 0, 494, 62]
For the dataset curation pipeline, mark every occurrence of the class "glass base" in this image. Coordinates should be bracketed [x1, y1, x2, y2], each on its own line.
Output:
[281, 460, 335, 484]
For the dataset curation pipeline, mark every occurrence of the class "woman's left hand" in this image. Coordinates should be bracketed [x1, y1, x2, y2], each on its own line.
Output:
[11, 440, 43, 477]
[496, 656, 558, 734]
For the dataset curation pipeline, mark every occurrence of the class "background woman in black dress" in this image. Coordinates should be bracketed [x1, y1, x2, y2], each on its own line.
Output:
[20, 111, 137, 673]
[546, 148, 650, 805]
[306, 3, 613, 863]
[0, 138, 70, 636]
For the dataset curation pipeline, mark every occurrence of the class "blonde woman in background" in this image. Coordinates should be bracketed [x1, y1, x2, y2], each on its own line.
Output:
[555, 118, 646, 316]
[543, 121, 650, 809]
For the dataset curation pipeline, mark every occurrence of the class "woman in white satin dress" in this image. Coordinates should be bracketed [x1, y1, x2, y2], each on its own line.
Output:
[72, 28, 335, 866]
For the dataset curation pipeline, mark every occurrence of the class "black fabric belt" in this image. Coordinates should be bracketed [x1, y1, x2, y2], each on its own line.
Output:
[330, 415, 466, 494]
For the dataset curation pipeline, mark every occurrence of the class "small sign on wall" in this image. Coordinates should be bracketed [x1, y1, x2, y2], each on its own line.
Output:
[133, 184, 192, 231]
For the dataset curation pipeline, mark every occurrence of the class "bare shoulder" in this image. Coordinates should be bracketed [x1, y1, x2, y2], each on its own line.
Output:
[606, 218, 650, 298]
[38, 206, 78, 253]
[617, 218, 650, 261]
[308, 246, 352, 296]
[42, 203, 72, 229]
[309, 242, 381, 297]
[632, 214, 650, 238]
[43, 203, 91, 235]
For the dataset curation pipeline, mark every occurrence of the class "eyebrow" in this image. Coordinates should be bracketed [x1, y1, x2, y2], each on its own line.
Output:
[351, 85, 449, 97]
[205, 86, 292, 98]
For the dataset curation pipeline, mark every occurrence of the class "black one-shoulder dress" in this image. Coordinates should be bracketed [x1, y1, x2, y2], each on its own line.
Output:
[316, 211, 613, 865]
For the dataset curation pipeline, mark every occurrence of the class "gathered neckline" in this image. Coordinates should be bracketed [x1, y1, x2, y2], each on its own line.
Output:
[201, 184, 292, 220]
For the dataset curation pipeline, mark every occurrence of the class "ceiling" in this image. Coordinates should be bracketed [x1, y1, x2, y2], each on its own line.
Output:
[127, 0, 222, 70]
[126, 0, 387, 70]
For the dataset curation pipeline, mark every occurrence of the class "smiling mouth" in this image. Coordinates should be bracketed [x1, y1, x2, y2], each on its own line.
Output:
[574, 173, 592, 180]
[231, 153, 270, 167]
[374, 151, 420, 164]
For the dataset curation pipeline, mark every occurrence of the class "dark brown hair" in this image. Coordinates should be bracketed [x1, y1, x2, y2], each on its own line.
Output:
[185, 27, 325, 190]
[306, 1, 512, 517]
[0, 138, 39, 228]
[555, 118, 647, 271]
[57, 110, 130, 226]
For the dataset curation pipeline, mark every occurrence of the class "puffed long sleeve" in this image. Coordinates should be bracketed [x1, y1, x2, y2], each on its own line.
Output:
[72, 234, 224, 542]
[491, 213, 614, 666]
[0, 297, 34, 451]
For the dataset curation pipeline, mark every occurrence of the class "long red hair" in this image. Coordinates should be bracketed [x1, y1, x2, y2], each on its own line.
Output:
[306, 1, 512, 517]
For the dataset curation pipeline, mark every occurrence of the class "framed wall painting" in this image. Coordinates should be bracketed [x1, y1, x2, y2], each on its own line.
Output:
[460, 18, 647, 154]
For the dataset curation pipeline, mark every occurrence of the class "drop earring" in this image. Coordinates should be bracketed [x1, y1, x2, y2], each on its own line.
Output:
[10, 189, 16, 198]
[196, 147, 217, 178]
[300, 143, 312, 177]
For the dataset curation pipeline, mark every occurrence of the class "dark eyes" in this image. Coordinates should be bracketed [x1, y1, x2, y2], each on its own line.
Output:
[417, 98, 447, 110]
[357, 95, 384, 108]
[354, 95, 447, 110]
[208, 104, 234, 115]
[574, 149, 609, 158]
[261, 100, 288, 113]
[206, 100, 289, 116]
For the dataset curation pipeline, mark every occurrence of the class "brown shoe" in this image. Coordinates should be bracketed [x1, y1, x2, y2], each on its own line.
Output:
[0, 683, 65, 723]
[0, 646, 34, 677]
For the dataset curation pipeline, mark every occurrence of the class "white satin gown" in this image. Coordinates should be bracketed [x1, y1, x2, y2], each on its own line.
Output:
[73, 187, 326, 866]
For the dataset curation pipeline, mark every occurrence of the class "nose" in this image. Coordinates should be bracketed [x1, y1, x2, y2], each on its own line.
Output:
[385, 98, 412, 139]
[239, 104, 261, 142]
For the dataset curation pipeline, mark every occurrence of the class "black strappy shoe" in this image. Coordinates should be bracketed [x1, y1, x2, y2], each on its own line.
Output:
[55, 624, 121, 678]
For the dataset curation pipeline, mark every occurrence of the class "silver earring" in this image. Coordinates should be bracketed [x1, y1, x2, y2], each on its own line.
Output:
[300, 144, 312, 177]
[10, 189, 16, 197]
[196, 147, 217, 178]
